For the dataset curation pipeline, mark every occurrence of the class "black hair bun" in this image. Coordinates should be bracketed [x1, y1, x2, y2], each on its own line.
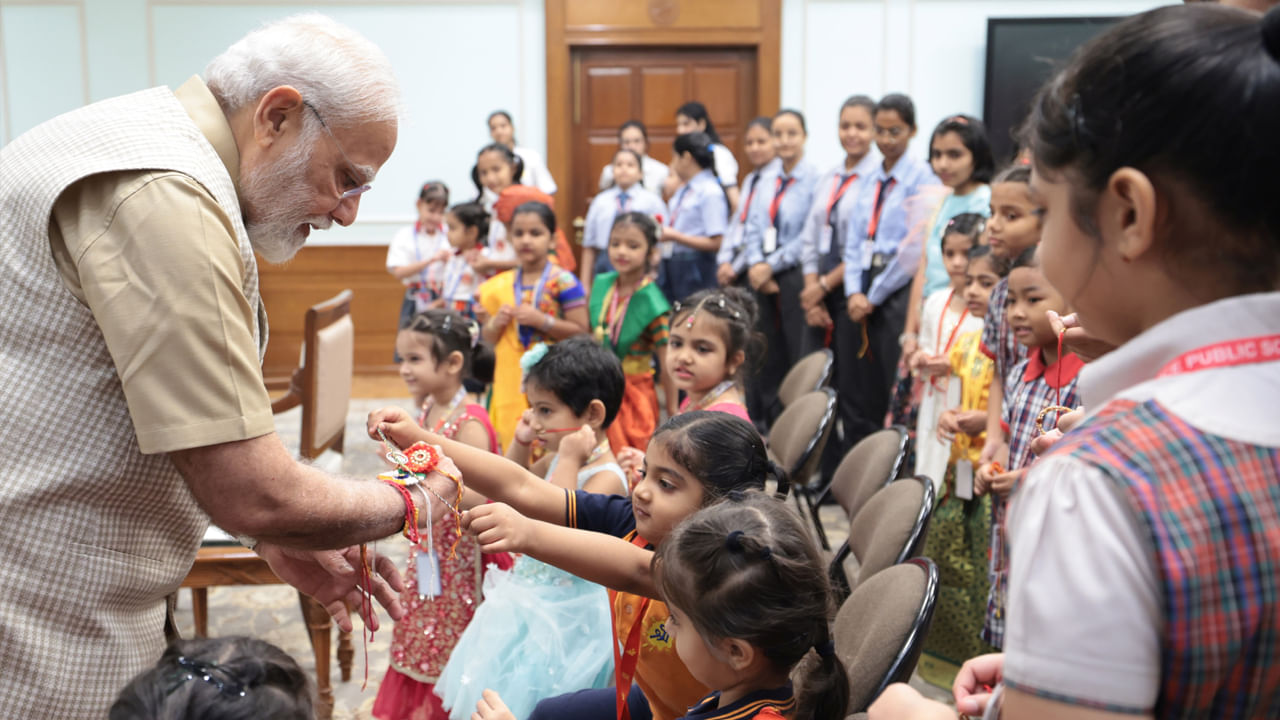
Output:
[1265, 6, 1280, 62]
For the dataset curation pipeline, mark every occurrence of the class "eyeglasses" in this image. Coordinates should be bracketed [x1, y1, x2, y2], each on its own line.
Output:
[303, 100, 372, 201]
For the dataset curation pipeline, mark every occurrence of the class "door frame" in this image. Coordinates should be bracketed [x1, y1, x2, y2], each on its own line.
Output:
[544, 0, 781, 235]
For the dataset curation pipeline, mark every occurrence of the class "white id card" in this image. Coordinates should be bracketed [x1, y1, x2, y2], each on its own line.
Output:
[955, 459, 975, 501]
[818, 225, 834, 255]
[860, 238, 874, 271]
[763, 227, 779, 255]
[416, 548, 442, 598]
[661, 239, 675, 259]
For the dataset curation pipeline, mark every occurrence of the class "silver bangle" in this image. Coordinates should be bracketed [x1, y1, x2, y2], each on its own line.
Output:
[543, 313, 555, 331]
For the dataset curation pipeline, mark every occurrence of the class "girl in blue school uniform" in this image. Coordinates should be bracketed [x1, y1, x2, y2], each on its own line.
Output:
[715, 117, 778, 289]
[673, 102, 741, 210]
[580, 149, 669, 293]
[659, 132, 731, 305]
[797, 95, 881, 480]
[839, 93, 942, 449]
[870, 6, 1280, 719]
[740, 109, 820, 425]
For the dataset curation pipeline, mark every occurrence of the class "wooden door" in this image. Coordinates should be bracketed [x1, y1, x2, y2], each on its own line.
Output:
[568, 47, 757, 224]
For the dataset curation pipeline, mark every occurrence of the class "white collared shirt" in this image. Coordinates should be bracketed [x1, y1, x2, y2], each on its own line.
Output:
[1003, 291, 1280, 712]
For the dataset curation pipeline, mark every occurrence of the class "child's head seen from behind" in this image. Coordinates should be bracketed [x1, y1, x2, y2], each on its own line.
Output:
[667, 287, 762, 395]
[110, 636, 311, 720]
[522, 336, 624, 452]
[654, 491, 848, 720]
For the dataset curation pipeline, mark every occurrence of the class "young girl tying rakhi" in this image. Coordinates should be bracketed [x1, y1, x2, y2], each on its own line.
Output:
[367, 409, 783, 720]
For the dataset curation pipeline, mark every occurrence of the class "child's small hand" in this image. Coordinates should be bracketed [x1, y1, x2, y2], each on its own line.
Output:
[804, 302, 833, 329]
[514, 410, 537, 445]
[847, 293, 873, 322]
[957, 410, 987, 435]
[616, 446, 644, 489]
[987, 467, 1022, 497]
[559, 425, 598, 464]
[747, 262, 774, 291]
[716, 262, 737, 287]
[431, 248, 452, 264]
[936, 409, 961, 442]
[760, 278, 779, 295]
[974, 462, 998, 496]
[492, 304, 515, 328]
[512, 304, 549, 328]
[1048, 311, 1115, 363]
[462, 247, 481, 265]
[799, 278, 826, 309]
[1029, 428, 1065, 457]
[464, 503, 534, 554]
[918, 355, 951, 377]
[472, 689, 516, 720]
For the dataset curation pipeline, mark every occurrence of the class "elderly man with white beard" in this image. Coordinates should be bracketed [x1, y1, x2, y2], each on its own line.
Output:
[0, 14, 457, 717]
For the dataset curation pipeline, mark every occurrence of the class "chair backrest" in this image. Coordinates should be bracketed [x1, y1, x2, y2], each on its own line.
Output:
[842, 476, 934, 591]
[777, 348, 834, 409]
[766, 388, 836, 497]
[299, 290, 354, 461]
[829, 427, 909, 520]
[834, 558, 940, 713]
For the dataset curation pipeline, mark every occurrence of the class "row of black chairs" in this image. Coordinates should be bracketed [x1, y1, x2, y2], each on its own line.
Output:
[762, 350, 940, 715]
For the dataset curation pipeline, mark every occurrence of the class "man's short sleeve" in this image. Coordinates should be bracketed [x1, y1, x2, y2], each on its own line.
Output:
[566, 489, 637, 538]
[1003, 454, 1162, 713]
[53, 170, 274, 454]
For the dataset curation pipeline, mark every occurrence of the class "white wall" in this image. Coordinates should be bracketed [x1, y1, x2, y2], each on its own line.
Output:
[780, 0, 1167, 171]
[0, 0, 544, 245]
[1, 0, 1166, 244]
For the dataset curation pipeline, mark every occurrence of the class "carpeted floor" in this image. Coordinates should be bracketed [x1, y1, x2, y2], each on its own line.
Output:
[174, 398, 869, 719]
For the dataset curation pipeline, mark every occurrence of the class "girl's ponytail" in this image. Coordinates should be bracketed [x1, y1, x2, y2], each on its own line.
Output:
[795, 622, 850, 720]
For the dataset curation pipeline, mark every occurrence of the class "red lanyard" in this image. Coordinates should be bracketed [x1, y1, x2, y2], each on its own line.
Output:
[605, 284, 634, 347]
[826, 172, 859, 225]
[769, 176, 795, 226]
[935, 290, 969, 357]
[865, 178, 897, 239]
[1157, 333, 1280, 378]
[738, 173, 761, 223]
[668, 187, 689, 226]
[611, 533, 653, 720]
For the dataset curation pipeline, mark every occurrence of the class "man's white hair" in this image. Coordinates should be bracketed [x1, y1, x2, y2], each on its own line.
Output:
[205, 13, 401, 128]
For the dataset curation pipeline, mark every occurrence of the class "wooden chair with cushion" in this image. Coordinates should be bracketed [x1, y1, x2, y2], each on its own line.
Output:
[834, 558, 940, 713]
[765, 388, 836, 503]
[811, 426, 909, 548]
[776, 348, 834, 411]
[830, 475, 935, 600]
[184, 289, 354, 720]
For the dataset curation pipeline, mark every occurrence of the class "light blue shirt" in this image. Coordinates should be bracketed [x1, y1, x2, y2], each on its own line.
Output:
[921, 185, 992, 296]
[666, 168, 729, 255]
[742, 158, 820, 273]
[582, 184, 669, 250]
[841, 154, 942, 305]
[717, 158, 779, 270]
[799, 151, 881, 275]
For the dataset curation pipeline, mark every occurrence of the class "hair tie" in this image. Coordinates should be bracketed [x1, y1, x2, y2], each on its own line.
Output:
[725, 530, 745, 553]
[441, 313, 453, 333]
[467, 319, 481, 349]
[519, 342, 550, 378]
[1265, 7, 1280, 63]
[815, 641, 835, 659]
[727, 489, 745, 502]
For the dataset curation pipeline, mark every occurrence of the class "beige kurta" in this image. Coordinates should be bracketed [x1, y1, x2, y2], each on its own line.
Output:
[0, 77, 272, 717]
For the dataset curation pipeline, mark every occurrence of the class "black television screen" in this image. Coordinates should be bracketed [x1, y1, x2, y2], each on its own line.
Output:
[983, 16, 1122, 163]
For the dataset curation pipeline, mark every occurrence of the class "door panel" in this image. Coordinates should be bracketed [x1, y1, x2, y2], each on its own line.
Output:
[570, 47, 758, 227]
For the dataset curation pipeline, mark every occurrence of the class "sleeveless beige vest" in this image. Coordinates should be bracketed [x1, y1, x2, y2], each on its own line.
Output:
[0, 86, 265, 717]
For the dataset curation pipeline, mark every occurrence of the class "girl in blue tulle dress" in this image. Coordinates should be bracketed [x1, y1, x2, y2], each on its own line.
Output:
[435, 339, 628, 720]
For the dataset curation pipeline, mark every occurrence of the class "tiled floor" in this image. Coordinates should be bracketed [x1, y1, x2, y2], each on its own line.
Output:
[176, 398, 946, 719]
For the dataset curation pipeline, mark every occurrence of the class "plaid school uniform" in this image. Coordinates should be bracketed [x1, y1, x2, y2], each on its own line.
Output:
[982, 347, 1083, 649]
[980, 277, 1027, 384]
[1025, 399, 1280, 718]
